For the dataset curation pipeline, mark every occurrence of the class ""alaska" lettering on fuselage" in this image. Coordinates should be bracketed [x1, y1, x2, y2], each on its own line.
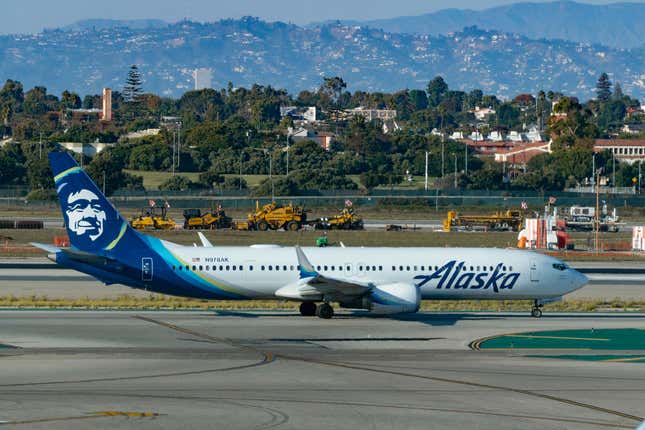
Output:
[413, 260, 520, 293]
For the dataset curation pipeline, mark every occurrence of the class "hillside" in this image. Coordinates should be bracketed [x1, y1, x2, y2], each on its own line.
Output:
[0, 18, 643, 99]
[344, 1, 645, 49]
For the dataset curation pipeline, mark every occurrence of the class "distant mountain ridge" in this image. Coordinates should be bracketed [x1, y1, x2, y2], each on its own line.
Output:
[0, 18, 643, 99]
[330, 1, 645, 49]
[59, 19, 169, 32]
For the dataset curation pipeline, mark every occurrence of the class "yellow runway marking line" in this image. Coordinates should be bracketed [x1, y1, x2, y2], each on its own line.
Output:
[503, 335, 610, 342]
[604, 356, 645, 363]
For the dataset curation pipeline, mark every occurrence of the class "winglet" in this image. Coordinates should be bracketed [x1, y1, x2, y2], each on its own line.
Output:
[295, 246, 318, 279]
[197, 232, 213, 247]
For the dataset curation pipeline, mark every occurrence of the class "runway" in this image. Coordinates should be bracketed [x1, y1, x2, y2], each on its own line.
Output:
[0, 311, 644, 429]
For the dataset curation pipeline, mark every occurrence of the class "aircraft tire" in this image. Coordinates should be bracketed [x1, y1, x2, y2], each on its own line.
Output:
[299, 301, 316, 316]
[316, 303, 334, 319]
[531, 308, 542, 318]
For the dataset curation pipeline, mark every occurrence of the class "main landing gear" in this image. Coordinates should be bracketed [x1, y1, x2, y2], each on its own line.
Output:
[299, 302, 334, 319]
[531, 300, 543, 318]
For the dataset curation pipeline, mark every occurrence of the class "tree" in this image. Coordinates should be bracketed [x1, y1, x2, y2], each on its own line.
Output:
[60, 90, 81, 109]
[123, 65, 143, 104]
[613, 82, 624, 100]
[427, 76, 448, 108]
[596, 72, 612, 103]
[318, 77, 347, 108]
[158, 175, 195, 191]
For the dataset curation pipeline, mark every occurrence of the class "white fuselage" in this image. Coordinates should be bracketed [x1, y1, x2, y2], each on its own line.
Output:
[164, 243, 587, 300]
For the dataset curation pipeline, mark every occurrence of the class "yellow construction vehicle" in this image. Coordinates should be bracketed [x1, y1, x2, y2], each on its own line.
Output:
[130, 206, 176, 230]
[234, 201, 308, 231]
[314, 207, 364, 230]
[183, 208, 232, 230]
[443, 210, 524, 232]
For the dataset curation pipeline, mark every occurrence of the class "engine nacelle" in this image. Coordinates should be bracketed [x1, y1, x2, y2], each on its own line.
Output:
[341, 282, 420, 315]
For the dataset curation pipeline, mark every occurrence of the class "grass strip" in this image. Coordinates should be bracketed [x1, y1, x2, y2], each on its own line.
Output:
[0, 295, 643, 311]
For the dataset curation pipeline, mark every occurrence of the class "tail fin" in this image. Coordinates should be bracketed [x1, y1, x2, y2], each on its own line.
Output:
[49, 152, 129, 253]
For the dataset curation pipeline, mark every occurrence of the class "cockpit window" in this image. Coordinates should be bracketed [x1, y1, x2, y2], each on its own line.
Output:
[552, 263, 568, 271]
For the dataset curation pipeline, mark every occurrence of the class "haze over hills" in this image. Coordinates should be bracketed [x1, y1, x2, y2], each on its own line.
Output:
[327, 1, 645, 50]
[0, 17, 643, 99]
[59, 19, 169, 32]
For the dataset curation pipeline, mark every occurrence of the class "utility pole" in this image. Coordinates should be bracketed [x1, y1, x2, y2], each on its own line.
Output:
[464, 143, 468, 175]
[39, 132, 42, 159]
[424, 151, 428, 191]
[239, 151, 243, 191]
[592, 153, 595, 186]
[453, 154, 457, 188]
[440, 113, 445, 178]
[595, 168, 600, 253]
[612, 153, 616, 193]
[286, 134, 290, 176]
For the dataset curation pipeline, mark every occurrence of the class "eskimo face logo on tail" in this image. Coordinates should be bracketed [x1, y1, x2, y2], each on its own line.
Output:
[65, 189, 107, 241]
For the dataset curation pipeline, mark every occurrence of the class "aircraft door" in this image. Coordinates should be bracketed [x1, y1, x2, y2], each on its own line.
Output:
[529, 259, 538, 282]
[142, 257, 153, 281]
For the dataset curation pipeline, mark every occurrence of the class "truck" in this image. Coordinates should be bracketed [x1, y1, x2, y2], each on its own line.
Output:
[183, 208, 233, 230]
[443, 210, 524, 232]
[233, 201, 308, 231]
[130, 206, 176, 230]
[313, 207, 364, 230]
[563, 204, 622, 232]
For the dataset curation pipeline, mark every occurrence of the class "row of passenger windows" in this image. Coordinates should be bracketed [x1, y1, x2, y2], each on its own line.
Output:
[171, 264, 512, 272]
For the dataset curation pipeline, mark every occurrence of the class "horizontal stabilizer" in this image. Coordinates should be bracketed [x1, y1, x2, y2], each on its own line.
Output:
[31, 242, 61, 253]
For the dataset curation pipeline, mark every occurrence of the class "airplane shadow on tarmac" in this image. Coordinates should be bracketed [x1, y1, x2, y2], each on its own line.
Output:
[201, 310, 507, 327]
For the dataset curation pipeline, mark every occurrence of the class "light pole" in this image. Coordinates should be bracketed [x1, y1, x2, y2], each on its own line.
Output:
[424, 151, 428, 191]
[286, 135, 290, 177]
[252, 148, 274, 201]
[453, 154, 457, 189]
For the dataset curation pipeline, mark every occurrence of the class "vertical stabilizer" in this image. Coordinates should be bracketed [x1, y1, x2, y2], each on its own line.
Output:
[49, 152, 130, 253]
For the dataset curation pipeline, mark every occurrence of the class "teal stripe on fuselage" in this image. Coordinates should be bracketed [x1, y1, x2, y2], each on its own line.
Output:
[142, 236, 247, 299]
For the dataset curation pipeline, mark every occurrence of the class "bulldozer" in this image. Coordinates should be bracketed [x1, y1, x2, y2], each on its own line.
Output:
[313, 207, 364, 230]
[234, 201, 308, 231]
[183, 207, 233, 230]
[130, 206, 176, 230]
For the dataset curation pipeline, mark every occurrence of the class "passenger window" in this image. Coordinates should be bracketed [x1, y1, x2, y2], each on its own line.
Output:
[434, 266, 438, 270]
[275, 265, 280, 271]
[317, 266, 321, 271]
[192, 265, 196, 271]
[172, 265, 176, 270]
[261, 265, 265, 271]
[392, 266, 396, 271]
[249, 265, 253, 271]
[372, 266, 376, 271]
[399, 265, 403, 271]
[331, 266, 335, 271]
[503, 266, 507, 271]
[283, 265, 287, 271]
[489, 266, 494, 271]
[219, 265, 223, 271]
[379, 266, 383, 271]
[509, 266, 513, 271]
[414, 265, 417, 271]
[346, 265, 351, 271]
[477, 266, 480, 271]
[232, 266, 236, 271]
[406, 266, 410, 271]
[268, 265, 273, 271]
[185, 265, 189, 271]
[359, 265, 363, 271]
[290, 265, 295, 271]
[421, 266, 425, 271]
[199, 265, 203, 271]
[226, 265, 230, 271]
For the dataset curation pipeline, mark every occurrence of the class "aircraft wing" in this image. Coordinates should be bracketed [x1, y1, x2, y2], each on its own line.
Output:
[274, 246, 373, 301]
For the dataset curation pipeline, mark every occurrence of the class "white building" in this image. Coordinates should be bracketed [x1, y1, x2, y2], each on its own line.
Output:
[345, 107, 397, 121]
[193, 68, 213, 90]
[471, 106, 496, 121]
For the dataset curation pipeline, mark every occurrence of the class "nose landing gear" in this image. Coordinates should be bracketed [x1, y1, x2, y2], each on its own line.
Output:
[531, 300, 543, 318]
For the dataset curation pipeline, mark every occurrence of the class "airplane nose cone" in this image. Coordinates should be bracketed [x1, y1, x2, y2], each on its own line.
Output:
[571, 269, 588, 291]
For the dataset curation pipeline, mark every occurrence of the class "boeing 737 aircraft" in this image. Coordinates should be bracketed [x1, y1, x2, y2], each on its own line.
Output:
[34, 152, 588, 319]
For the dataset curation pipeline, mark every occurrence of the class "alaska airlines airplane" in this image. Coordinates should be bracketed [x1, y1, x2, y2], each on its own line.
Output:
[34, 152, 588, 319]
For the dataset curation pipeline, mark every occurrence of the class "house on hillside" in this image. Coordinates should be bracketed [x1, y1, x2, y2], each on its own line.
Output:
[494, 141, 552, 165]
[289, 128, 335, 151]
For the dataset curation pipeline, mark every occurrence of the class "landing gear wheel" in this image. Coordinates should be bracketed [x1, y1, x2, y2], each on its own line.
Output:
[531, 307, 542, 318]
[316, 303, 334, 319]
[299, 301, 316, 316]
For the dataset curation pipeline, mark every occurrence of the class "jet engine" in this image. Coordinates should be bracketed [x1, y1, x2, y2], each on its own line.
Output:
[341, 282, 420, 315]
